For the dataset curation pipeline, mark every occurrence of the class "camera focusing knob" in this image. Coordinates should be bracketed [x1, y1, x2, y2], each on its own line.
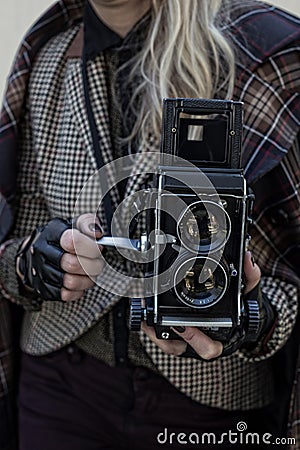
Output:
[245, 299, 260, 342]
[129, 298, 144, 331]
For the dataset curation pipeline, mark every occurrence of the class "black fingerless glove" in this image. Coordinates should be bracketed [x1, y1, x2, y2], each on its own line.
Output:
[179, 282, 276, 360]
[221, 283, 276, 356]
[16, 218, 72, 302]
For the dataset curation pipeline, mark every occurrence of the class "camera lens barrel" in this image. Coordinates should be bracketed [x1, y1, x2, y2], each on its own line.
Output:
[177, 200, 231, 254]
[172, 254, 229, 308]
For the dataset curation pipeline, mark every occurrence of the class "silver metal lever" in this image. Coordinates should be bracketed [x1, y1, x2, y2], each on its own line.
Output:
[96, 233, 177, 253]
[96, 236, 141, 252]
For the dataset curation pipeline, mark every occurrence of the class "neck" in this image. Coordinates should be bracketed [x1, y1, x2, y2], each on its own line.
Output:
[88, 0, 151, 37]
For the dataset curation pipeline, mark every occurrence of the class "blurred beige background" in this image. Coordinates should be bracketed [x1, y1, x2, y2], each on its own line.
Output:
[0, 0, 299, 101]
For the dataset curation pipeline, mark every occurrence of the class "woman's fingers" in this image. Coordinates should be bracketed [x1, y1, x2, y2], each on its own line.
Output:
[172, 327, 223, 360]
[142, 323, 223, 360]
[74, 213, 103, 239]
[63, 273, 96, 291]
[60, 228, 102, 258]
[60, 252, 104, 276]
[141, 323, 187, 356]
[61, 287, 85, 302]
[58, 213, 105, 301]
[244, 251, 261, 294]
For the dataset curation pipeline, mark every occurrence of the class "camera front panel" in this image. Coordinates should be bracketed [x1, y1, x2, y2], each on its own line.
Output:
[150, 167, 249, 340]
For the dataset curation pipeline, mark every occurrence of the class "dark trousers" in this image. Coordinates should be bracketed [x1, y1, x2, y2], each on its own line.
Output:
[18, 345, 285, 450]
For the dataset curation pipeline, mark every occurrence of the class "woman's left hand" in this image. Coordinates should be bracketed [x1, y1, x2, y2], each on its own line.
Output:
[141, 251, 261, 360]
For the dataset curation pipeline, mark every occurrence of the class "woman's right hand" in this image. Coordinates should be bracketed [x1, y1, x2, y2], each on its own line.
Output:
[16, 213, 104, 302]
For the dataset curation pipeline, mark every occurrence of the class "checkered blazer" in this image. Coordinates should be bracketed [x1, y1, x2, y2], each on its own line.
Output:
[0, 0, 300, 447]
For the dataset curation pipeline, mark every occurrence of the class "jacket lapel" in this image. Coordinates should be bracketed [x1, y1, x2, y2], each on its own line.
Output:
[65, 59, 98, 170]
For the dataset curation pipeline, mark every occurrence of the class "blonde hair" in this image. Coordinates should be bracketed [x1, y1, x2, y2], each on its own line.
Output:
[120, 0, 235, 151]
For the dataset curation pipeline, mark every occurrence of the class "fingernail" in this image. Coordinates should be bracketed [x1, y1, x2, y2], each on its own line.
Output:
[89, 223, 102, 233]
[172, 326, 186, 333]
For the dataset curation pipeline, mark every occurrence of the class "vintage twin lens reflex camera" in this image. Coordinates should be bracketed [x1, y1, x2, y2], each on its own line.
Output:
[129, 98, 255, 341]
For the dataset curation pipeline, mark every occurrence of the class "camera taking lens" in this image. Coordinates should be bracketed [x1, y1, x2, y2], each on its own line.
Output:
[173, 256, 228, 308]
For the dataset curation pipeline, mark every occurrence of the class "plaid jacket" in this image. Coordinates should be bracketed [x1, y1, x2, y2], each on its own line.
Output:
[0, 1, 299, 448]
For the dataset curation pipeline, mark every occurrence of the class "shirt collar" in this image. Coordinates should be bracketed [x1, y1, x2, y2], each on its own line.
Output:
[83, 1, 122, 59]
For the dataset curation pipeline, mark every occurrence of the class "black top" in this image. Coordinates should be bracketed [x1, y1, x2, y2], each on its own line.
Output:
[83, 0, 122, 59]
[83, 0, 150, 59]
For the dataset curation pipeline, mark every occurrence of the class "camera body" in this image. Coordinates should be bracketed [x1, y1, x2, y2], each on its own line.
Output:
[129, 98, 254, 341]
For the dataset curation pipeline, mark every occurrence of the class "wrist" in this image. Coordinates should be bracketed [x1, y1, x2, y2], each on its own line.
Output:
[15, 236, 41, 300]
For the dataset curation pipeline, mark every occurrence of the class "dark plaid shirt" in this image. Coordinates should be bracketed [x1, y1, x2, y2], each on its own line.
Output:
[0, 1, 299, 448]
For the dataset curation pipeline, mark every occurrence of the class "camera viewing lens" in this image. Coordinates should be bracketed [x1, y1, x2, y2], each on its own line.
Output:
[174, 256, 227, 308]
[185, 209, 219, 240]
[177, 200, 230, 253]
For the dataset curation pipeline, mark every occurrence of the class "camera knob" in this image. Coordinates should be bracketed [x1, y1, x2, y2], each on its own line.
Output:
[245, 299, 260, 342]
[129, 298, 144, 331]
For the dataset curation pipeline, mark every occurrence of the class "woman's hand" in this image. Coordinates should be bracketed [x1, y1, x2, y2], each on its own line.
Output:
[16, 213, 104, 302]
[141, 251, 261, 360]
